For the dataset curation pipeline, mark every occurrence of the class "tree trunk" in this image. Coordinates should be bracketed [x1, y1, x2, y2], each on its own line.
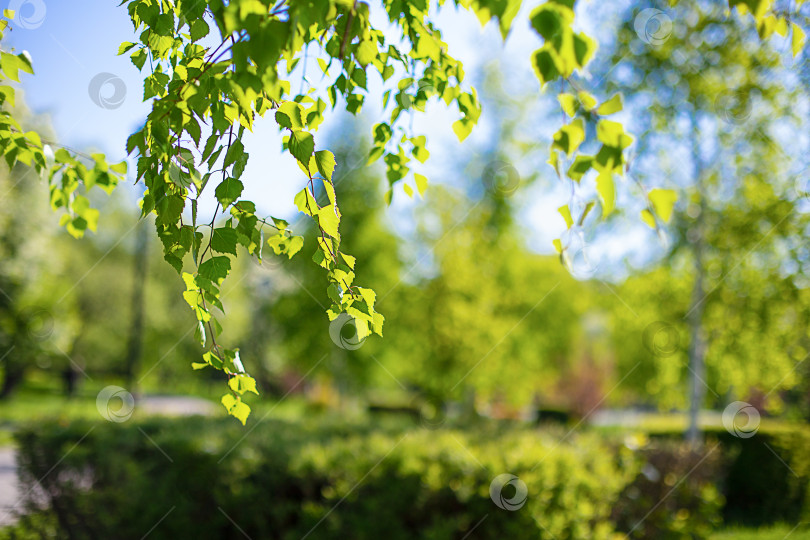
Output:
[686, 111, 707, 445]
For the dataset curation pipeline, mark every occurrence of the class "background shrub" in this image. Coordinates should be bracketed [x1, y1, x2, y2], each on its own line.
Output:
[9, 418, 809, 539]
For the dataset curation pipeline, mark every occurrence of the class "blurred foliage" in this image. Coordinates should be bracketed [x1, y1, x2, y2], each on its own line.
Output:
[12, 417, 810, 538]
[612, 439, 727, 539]
[8, 418, 632, 539]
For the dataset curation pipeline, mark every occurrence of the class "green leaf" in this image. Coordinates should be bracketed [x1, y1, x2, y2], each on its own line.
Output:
[131, 49, 147, 70]
[572, 32, 597, 67]
[229, 374, 259, 395]
[792, 22, 806, 57]
[199, 256, 231, 283]
[531, 47, 560, 85]
[596, 120, 634, 149]
[414, 173, 428, 197]
[577, 91, 597, 111]
[118, 42, 136, 55]
[214, 178, 243, 208]
[294, 188, 318, 216]
[211, 227, 238, 255]
[578, 201, 595, 226]
[275, 101, 305, 130]
[567, 155, 593, 182]
[190, 18, 210, 41]
[288, 130, 315, 164]
[287, 236, 304, 258]
[641, 209, 657, 229]
[558, 205, 574, 229]
[355, 39, 377, 66]
[648, 188, 677, 223]
[221, 394, 250, 425]
[552, 238, 563, 253]
[597, 94, 623, 115]
[558, 93, 577, 117]
[452, 119, 474, 142]
[596, 171, 615, 216]
[552, 118, 585, 157]
[203, 351, 223, 369]
[1, 53, 20, 82]
[529, 3, 574, 41]
[317, 208, 340, 238]
[314, 150, 336, 181]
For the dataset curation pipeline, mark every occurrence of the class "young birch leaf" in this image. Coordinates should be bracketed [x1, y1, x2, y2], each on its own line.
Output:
[199, 256, 231, 283]
[532, 47, 560, 85]
[355, 39, 377, 66]
[215, 178, 244, 208]
[567, 155, 593, 182]
[558, 205, 574, 229]
[596, 171, 615, 216]
[452, 119, 473, 142]
[294, 188, 319, 216]
[578, 201, 595, 226]
[577, 90, 597, 111]
[414, 173, 428, 197]
[641, 209, 657, 229]
[597, 94, 623, 115]
[552, 118, 585, 157]
[228, 374, 259, 395]
[558, 93, 577, 117]
[648, 188, 677, 222]
[792, 23, 806, 57]
[287, 236, 304, 258]
[289, 131, 315, 164]
[275, 101, 304, 130]
[211, 227, 238, 255]
[314, 150, 336, 181]
[317, 208, 340, 238]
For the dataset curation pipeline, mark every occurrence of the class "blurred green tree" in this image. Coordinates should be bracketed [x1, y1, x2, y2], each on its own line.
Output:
[603, 0, 810, 433]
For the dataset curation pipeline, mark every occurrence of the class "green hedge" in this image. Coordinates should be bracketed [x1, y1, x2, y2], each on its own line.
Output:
[643, 424, 810, 527]
[3, 417, 732, 540]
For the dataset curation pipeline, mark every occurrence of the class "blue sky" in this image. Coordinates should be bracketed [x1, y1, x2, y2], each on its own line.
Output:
[2, 0, 662, 275]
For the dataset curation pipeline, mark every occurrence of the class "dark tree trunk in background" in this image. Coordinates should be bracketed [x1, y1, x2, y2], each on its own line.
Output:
[124, 220, 149, 391]
[686, 111, 708, 445]
[0, 352, 23, 399]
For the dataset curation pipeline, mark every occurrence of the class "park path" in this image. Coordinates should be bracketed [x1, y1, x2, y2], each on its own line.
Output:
[0, 448, 16, 526]
[0, 395, 216, 526]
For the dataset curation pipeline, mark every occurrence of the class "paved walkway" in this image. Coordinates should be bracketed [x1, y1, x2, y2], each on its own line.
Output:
[0, 448, 16, 526]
